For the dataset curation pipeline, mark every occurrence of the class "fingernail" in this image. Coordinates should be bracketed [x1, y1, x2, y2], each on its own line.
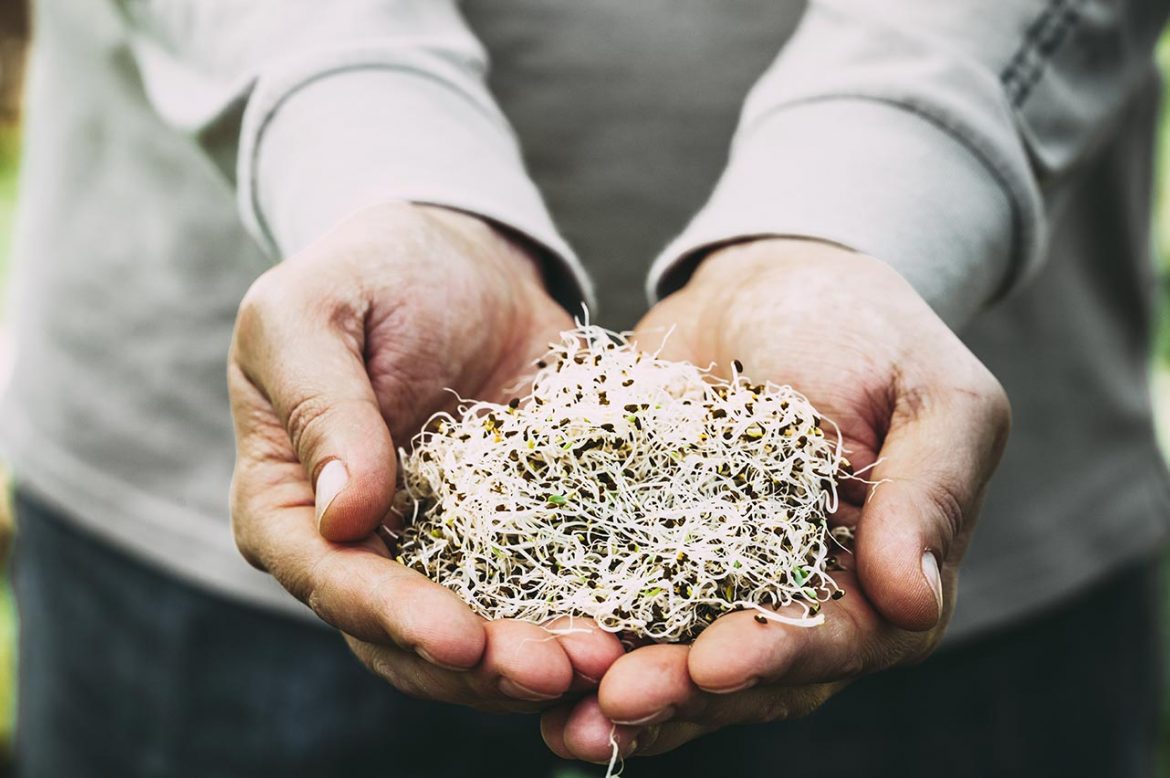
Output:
[499, 678, 561, 701]
[315, 460, 347, 527]
[922, 550, 943, 619]
[612, 706, 675, 726]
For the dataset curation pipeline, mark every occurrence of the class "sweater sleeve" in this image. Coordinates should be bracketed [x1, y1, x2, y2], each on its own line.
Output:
[648, 0, 1168, 328]
[116, 0, 592, 310]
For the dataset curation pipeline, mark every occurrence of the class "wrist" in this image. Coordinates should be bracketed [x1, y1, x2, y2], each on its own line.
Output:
[693, 238, 924, 303]
[323, 200, 547, 291]
[413, 203, 549, 288]
[696, 237, 854, 283]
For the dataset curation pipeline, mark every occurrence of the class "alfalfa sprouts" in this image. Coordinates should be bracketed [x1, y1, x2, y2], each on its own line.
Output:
[391, 324, 849, 643]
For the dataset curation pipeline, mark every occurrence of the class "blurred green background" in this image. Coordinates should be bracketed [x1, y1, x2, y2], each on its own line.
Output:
[0, 126, 14, 280]
[0, 115, 18, 765]
[0, 25, 1168, 777]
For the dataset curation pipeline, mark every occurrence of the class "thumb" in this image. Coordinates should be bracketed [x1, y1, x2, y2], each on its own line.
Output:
[233, 282, 396, 544]
[855, 382, 1009, 632]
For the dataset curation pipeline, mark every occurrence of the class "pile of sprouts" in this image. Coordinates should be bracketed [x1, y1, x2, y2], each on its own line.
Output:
[392, 324, 849, 643]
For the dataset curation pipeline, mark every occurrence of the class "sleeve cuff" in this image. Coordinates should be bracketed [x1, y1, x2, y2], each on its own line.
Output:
[239, 65, 593, 313]
[648, 97, 1022, 329]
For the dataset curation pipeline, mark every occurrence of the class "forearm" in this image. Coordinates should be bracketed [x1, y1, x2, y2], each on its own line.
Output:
[650, 0, 1168, 329]
[120, 0, 590, 310]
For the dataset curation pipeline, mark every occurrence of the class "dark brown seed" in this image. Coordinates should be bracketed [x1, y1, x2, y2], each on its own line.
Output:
[754, 614, 768, 624]
[733, 359, 744, 373]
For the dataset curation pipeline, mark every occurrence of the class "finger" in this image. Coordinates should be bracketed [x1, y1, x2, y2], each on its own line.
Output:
[232, 264, 395, 542]
[686, 580, 919, 691]
[597, 644, 695, 726]
[627, 721, 707, 757]
[557, 696, 639, 764]
[544, 616, 626, 689]
[345, 636, 547, 714]
[231, 442, 485, 669]
[857, 374, 1010, 631]
[539, 705, 575, 760]
[592, 646, 834, 758]
[629, 711, 814, 758]
[481, 620, 574, 702]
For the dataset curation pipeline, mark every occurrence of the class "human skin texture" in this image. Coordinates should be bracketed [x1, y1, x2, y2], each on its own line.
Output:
[228, 202, 624, 713]
[540, 238, 1011, 762]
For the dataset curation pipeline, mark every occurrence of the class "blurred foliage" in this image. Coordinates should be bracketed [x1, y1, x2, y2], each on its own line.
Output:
[0, 122, 16, 310]
[0, 123, 13, 763]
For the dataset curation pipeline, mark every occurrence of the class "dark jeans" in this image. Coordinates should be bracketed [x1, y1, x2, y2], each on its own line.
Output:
[12, 490, 1165, 777]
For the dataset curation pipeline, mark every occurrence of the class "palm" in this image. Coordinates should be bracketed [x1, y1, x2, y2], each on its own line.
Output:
[541, 239, 1010, 762]
[230, 203, 621, 717]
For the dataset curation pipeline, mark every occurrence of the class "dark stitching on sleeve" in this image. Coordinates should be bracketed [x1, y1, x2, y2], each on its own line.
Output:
[1000, 0, 1084, 107]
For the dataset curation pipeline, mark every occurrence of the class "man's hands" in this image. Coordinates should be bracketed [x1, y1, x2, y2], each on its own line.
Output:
[542, 238, 1011, 760]
[228, 217, 1008, 748]
[228, 202, 623, 712]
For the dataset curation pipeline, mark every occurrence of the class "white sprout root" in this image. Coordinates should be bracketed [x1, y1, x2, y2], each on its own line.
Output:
[392, 324, 851, 643]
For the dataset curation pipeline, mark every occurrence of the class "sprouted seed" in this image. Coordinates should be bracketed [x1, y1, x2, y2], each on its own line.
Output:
[392, 323, 850, 643]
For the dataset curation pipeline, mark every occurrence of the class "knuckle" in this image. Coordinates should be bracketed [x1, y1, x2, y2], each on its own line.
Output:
[234, 268, 286, 341]
[369, 652, 405, 688]
[982, 381, 1013, 455]
[268, 548, 323, 611]
[971, 367, 1012, 430]
[790, 686, 834, 719]
[346, 636, 414, 695]
[952, 358, 1011, 428]
[281, 563, 316, 608]
[301, 551, 341, 621]
[836, 649, 867, 680]
[757, 696, 792, 723]
[284, 392, 334, 468]
[238, 264, 289, 314]
[233, 540, 265, 573]
[928, 478, 965, 542]
[896, 633, 941, 668]
[228, 480, 267, 572]
[369, 658, 432, 702]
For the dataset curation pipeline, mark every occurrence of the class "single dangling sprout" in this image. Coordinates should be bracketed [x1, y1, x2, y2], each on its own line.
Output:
[392, 322, 851, 644]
